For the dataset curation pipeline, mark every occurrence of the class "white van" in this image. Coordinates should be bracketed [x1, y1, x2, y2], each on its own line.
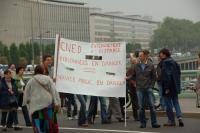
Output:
[25, 64, 36, 73]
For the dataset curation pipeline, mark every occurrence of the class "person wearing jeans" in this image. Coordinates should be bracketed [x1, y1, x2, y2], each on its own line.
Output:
[66, 93, 78, 120]
[0, 70, 22, 131]
[87, 96, 110, 124]
[159, 48, 184, 127]
[77, 95, 88, 127]
[130, 50, 160, 128]
[137, 88, 157, 126]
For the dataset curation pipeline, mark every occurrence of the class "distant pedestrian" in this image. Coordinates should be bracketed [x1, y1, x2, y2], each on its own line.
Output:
[159, 48, 184, 127]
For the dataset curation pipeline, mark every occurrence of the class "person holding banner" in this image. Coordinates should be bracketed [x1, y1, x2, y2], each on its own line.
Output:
[77, 95, 88, 127]
[42, 55, 54, 78]
[126, 56, 139, 121]
[87, 96, 110, 124]
[108, 97, 124, 122]
[131, 50, 160, 128]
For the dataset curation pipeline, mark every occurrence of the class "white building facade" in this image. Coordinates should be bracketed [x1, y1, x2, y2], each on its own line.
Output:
[90, 13, 159, 49]
[0, 0, 90, 46]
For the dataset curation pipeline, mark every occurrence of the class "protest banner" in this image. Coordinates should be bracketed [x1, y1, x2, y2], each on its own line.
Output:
[54, 35, 126, 97]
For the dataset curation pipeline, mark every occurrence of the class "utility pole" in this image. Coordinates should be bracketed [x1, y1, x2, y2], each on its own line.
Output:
[37, 0, 43, 63]
[30, 6, 35, 68]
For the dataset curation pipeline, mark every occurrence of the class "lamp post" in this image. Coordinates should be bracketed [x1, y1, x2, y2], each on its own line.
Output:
[37, 0, 43, 63]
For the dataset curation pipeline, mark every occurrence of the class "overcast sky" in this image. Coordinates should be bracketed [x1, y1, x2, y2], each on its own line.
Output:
[83, 0, 200, 22]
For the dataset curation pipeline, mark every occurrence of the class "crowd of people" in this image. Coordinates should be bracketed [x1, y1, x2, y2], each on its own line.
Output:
[1, 48, 200, 132]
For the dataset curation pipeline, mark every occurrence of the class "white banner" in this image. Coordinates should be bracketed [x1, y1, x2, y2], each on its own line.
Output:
[54, 36, 126, 97]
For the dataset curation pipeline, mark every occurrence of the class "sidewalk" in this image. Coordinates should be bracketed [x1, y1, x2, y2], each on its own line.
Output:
[131, 98, 200, 119]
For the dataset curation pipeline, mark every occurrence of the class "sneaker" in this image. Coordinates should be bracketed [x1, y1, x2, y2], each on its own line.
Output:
[67, 117, 73, 120]
[152, 124, 161, 128]
[163, 123, 176, 127]
[178, 119, 184, 127]
[14, 126, 23, 131]
[79, 123, 89, 127]
[73, 115, 78, 120]
[6, 125, 13, 128]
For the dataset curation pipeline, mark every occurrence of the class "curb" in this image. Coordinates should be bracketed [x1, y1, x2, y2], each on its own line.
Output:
[15, 109, 200, 119]
[126, 110, 200, 119]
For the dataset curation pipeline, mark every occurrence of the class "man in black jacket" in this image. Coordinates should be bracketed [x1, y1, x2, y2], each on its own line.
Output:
[159, 48, 184, 127]
[132, 50, 160, 128]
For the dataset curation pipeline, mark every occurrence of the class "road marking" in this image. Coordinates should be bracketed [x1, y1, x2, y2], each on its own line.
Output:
[3, 125, 159, 133]
[58, 127, 159, 133]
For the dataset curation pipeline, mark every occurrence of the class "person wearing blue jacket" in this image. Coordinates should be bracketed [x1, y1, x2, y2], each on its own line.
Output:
[159, 48, 184, 127]
[0, 69, 22, 131]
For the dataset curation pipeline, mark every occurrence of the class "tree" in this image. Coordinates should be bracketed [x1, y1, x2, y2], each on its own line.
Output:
[25, 42, 32, 64]
[9, 43, 19, 65]
[18, 57, 28, 67]
[44, 44, 55, 56]
[19, 43, 28, 58]
[126, 43, 141, 53]
[150, 17, 199, 53]
[33, 42, 40, 57]
[0, 56, 8, 64]
[0, 41, 4, 56]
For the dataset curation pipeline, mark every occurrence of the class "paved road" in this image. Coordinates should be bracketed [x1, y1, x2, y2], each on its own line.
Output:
[1, 113, 200, 133]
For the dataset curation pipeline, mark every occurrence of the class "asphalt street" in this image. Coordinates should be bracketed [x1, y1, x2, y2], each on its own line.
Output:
[0, 113, 200, 133]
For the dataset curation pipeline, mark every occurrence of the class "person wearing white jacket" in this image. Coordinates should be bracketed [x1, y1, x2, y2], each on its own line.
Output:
[23, 65, 61, 133]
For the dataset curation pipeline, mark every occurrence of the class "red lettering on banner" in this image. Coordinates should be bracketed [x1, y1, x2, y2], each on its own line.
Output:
[57, 75, 76, 82]
[96, 80, 104, 85]
[60, 41, 82, 54]
[101, 60, 122, 66]
[78, 78, 92, 85]
[106, 80, 124, 86]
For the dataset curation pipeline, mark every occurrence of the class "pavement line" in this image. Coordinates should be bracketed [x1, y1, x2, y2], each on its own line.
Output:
[57, 127, 159, 133]
[5, 126, 159, 133]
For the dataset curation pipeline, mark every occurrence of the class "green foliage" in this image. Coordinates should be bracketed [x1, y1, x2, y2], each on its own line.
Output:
[0, 41, 56, 65]
[150, 17, 200, 52]
[126, 43, 141, 53]
[33, 42, 40, 57]
[19, 43, 28, 58]
[9, 43, 19, 65]
[18, 57, 28, 67]
[44, 44, 55, 56]
[0, 56, 8, 64]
